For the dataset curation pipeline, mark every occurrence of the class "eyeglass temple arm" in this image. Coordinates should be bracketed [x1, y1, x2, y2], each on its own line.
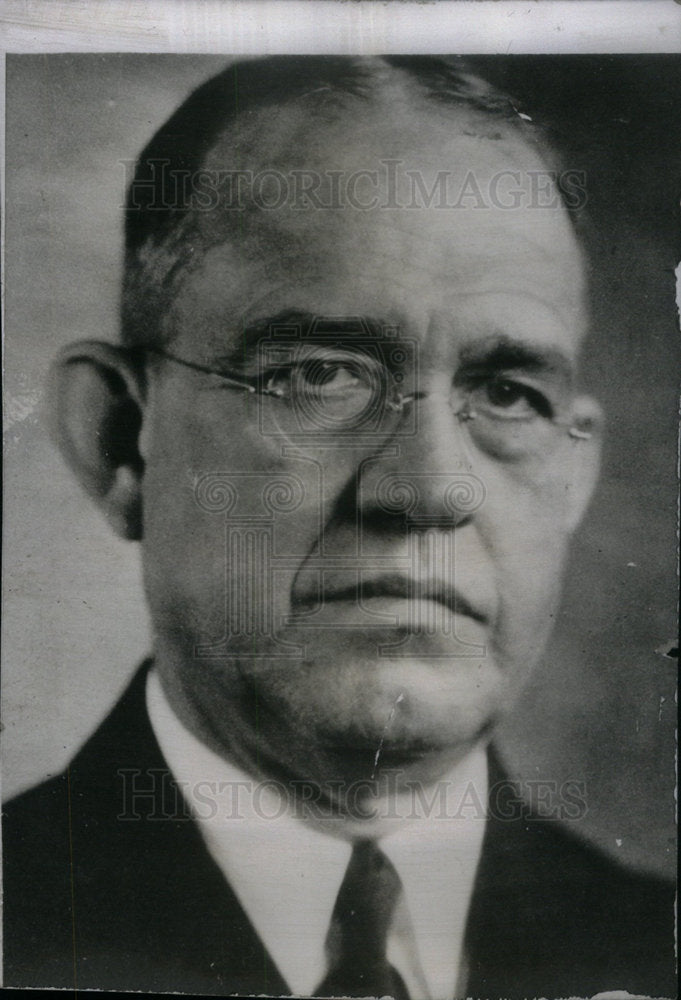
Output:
[146, 348, 592, 439]
[145, 347, 288, 397]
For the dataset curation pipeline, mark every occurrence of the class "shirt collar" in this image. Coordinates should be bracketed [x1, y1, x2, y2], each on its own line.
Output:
[146, 668, 487, 998]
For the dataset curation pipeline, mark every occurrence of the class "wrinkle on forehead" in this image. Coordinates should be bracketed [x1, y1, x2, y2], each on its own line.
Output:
[168, 211, 585, 355]
[165, 99, 586, 353]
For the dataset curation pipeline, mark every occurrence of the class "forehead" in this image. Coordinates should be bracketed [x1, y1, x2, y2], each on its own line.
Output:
[167, 95, 587, 359]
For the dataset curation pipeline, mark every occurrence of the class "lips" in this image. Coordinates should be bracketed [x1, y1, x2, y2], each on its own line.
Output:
[291, 571, 487, 624]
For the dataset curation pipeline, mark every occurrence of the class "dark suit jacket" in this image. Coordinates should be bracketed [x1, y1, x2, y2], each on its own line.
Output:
[3, 663, 676, 997]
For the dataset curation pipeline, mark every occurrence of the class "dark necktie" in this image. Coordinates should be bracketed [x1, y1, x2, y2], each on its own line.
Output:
[315, 839, 410, 999]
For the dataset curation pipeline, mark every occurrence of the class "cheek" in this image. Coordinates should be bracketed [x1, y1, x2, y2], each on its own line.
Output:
[141, 405, 350, 640]
[479, 470, 574, 660]
[141, 457, 226, 643]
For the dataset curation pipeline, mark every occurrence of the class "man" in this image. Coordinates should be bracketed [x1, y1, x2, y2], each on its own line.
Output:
[3, 56, 675, 997]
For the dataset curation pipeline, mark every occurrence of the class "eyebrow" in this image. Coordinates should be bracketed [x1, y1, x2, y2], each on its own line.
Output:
[217, 310, 393, 367]
[217, 318, 577, 387]
[457, 335, 576, 385]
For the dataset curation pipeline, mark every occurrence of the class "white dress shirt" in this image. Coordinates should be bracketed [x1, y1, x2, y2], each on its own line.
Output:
[146, 669, 488, 1000]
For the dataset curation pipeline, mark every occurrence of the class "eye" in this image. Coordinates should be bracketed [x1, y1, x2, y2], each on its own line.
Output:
[472, 377, 553, 420]
[297, 359, 364, 397]
[265, 352, 383, 402]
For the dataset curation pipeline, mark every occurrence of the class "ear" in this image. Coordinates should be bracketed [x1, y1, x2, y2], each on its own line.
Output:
[565, 394, 604, 533]
[48, 341, 147, 540]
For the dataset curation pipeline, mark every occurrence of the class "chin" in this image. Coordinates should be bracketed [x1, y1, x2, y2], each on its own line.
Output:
[247, 649, 506, 781]
[344, 658, 501, 746]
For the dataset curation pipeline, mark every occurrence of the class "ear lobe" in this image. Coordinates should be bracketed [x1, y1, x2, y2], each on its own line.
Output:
[565, 394, 604, 533]
[49, 341, 146, 540]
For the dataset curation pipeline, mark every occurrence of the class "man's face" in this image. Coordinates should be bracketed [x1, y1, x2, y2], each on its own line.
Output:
[139, 100, 599, 792]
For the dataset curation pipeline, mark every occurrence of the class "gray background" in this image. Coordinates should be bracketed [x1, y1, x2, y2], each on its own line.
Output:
[2, 54, 678, 877]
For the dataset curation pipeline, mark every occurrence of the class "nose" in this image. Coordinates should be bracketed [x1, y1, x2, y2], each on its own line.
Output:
[358, 392, 486, 529]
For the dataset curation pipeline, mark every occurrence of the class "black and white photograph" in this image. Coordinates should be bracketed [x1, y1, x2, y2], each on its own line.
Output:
[1, 2, 678, 997]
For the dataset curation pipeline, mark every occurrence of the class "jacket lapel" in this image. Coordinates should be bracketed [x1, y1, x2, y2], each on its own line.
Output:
[67, 661, 289, 994]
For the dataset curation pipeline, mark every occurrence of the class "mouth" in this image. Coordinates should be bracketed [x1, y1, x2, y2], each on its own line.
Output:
[291, 573, 488, 625]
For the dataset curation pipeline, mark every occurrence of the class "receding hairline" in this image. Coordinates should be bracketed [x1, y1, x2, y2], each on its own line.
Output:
[121, 56, 569, 350]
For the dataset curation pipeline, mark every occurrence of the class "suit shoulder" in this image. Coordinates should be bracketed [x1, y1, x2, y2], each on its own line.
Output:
[3, 773, 75, 987]
[3, 771, 72, 861]
[468, 800, 676, 997]
[534, 813, 673, 895]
